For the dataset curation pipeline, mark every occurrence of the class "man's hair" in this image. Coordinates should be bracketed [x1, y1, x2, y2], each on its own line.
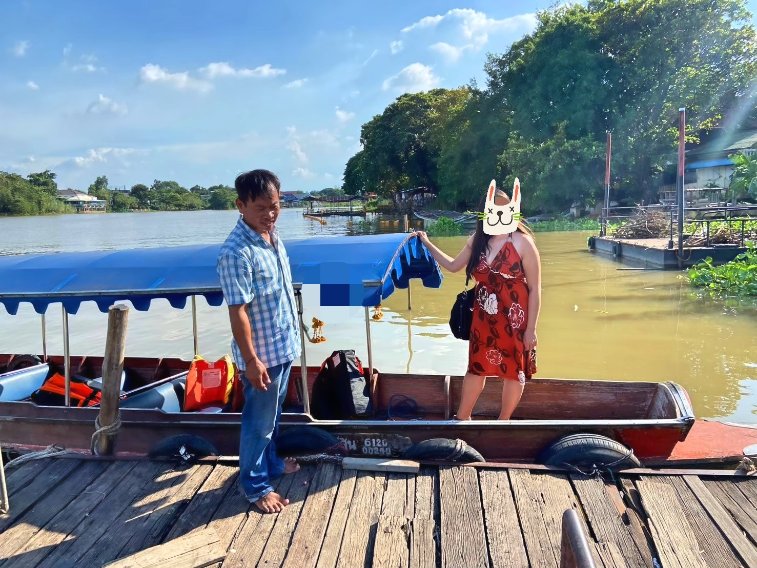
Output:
[234, 169, 281, 203]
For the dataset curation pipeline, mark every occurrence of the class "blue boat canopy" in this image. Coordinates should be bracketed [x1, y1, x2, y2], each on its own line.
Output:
[0, 233, 442, 315]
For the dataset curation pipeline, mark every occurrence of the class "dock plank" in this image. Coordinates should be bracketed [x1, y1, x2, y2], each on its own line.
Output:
[439, 466, 488, 568]
[373, 515, 410, 568]
[221, 473, 295, 567]
[682, 475, 757, 567]
[335, 472, 384, 568]
[282, 463, 343, 568]
[3, 458, 56, 496]
[635, 477, 708, 568]
[382, 472, 410, 518]
[256, 466, 315, 568]
[702, 478, 757, 544]
[314, 469, 357, 568]
[0, 458, 80, 533]
[115, 463, 214, 560]
[409, 517, 435, 568]
[164, 463, 239, 541]
[478, 469, 528, 568]
[570, 474, 647, 568]
[665, 476, 743, 568]
[0, 460, 108, 562]
[0, 460, 136, 568]
[509, 469, 581, 568]
[413, 467, 435, 521]
[103, 527, 225, 568]
[34, 460, 166, 568]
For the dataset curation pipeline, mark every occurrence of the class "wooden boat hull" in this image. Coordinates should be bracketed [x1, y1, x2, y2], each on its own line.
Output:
[0, 354, 700, 463]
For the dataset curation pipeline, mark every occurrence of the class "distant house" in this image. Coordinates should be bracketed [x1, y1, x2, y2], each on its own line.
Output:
[659, 128, 757, 205]
[280, 191, 305, 207]
[57, 189, 107, 212]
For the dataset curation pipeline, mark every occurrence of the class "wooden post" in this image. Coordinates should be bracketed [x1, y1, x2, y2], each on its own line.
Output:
[93, 304, 129, 456]
[0, 446, 8, 514]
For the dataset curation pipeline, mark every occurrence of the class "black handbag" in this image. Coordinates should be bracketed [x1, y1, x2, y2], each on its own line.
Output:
[449, 286, 475, 340]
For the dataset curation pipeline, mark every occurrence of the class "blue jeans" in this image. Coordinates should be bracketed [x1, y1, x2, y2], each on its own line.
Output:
[238, 360, 293, 503]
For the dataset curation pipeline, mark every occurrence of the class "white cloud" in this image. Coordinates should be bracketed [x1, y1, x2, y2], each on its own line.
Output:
[382, 63, 439, 93]
[283, 78, 308, 89]
[286, 129, 309, 165]
[69, 147, 137, 168]
[26, 81, 39, 91]
[401, 15, 444, 33]
[63, 44, 73, 57]
[390, 40, 404, 55]
[292, 167, 316, 179]
[362, 50, 379, 67]
[139, 64, 213, 93]
[86, 94, 127, 116]
[335, 107, 355, 124]
[72, 54, 104, 73]
[430, 42, 467, 63]
[13, 40, 29, 57]
[199, 62, 286, 78]
[402, 9, 537, 55]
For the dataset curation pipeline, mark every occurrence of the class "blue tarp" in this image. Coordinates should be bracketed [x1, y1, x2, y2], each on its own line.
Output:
[686, 158, 733, 170]
[0, 233, 443, 314]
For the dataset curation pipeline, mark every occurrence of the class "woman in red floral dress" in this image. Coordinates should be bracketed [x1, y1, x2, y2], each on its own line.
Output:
[415, 190, 541, 420]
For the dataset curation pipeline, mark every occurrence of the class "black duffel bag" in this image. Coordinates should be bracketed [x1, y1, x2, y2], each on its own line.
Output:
[311, 350, 372, 419]
[449, 286, 475, 340]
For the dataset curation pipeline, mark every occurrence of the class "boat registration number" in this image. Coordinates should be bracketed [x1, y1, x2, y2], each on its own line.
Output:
[337, 434, 413, 457]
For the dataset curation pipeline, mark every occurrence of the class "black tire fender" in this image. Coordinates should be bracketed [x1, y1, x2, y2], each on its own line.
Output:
[538, 433, 641, 470]
[275, 426, 341, 456]
[7, 354, 43, 371]
[402, 438, 484, 463]
[148, 434, 218, 463]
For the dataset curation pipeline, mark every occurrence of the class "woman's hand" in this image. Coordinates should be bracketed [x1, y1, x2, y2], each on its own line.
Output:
[523, 329, 538, 351]
[413, 230, 430, 245]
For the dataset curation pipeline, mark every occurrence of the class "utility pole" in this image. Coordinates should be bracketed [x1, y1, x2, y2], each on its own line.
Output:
[676, 108, 686, 265]
[601, 131, 612, 237]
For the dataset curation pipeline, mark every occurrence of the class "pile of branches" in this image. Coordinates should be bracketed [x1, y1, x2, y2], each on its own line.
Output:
[612, 208, 670, 238]
[685, 225, 756, 247]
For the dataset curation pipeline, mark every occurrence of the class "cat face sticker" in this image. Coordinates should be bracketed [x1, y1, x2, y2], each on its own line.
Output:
[482, 178, 521, 235]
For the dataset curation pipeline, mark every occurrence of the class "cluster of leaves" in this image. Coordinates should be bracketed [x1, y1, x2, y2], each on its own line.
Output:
[529, 218, 601, 232]
[89, 176, 237, 212]
[343, 0, 756, 214]
[687, 241, 757, 296]
[729, 152, 757, 200]
[0, 171, 72, 216]
[426, 217, 466, 236]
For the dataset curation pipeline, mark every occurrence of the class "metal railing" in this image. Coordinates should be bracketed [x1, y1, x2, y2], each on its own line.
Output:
[560, 509, 597, 568]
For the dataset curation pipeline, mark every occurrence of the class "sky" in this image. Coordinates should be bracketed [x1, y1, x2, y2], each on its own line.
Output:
[2, 1, 757, 193]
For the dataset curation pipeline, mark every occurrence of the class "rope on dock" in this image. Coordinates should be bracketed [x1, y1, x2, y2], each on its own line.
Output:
[4, 444, 70, 469]
[90, 412, 122, 456]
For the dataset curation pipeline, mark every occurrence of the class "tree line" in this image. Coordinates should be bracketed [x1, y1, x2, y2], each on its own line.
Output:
[0, 170, 239, 216]
[343, 0, 757, 213]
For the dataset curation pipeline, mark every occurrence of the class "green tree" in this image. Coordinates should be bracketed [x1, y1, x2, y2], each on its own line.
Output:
[111, 191, 138, 212]
[729, 152, 757, 199]
[208, 186, 237, 209]
[26, 170, 58, 196]
[88, 175, 110, 201]
[1, 171, 70, 215]
[130, 183, 151, 208]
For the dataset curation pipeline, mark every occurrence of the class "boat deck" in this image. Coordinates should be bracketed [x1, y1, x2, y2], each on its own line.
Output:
[1, 456, 755, 567]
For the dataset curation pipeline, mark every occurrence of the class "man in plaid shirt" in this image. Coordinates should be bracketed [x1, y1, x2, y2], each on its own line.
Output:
[217, 169, 301, 513]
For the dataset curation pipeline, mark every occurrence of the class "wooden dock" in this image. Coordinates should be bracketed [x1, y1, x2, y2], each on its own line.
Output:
[0, 456, 755, 567]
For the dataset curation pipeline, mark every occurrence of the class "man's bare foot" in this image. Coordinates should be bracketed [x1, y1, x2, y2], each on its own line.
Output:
[283, 457, 300, 474]
[254, 491, 289, 514]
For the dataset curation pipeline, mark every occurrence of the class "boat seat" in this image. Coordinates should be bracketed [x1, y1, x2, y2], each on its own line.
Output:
[0, 364, 50, 401]
[86, 370, 127, 392]
[120, 375, 186, 412]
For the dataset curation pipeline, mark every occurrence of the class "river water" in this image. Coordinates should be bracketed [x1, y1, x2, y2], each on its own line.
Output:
[1, 209, 755, 422]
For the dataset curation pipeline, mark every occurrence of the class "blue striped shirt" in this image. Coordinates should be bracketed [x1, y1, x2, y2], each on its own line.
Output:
[217, 217, 301, 369]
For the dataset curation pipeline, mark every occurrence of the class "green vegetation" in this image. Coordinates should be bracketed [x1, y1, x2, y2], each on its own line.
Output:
[0, 171, 72, 216]
[728, 152, 757, 200]
[343, 0, 756, 214]
[529, 218, 601, 232]
[426, 217, 465, 236]
[687, 241, 757, 296]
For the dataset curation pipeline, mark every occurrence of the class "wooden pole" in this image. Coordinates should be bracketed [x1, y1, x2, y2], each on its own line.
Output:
[93, 304, 129, 456]
[0, 446, 8, 514]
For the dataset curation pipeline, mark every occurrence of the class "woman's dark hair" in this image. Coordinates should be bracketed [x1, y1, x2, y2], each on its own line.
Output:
[464, 191, 534, 283]
[235, 169, 280, 204]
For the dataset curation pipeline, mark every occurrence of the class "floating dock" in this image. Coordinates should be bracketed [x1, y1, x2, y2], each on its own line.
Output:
[589, 237, 747, 269]
[1, 456, 755, 567]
